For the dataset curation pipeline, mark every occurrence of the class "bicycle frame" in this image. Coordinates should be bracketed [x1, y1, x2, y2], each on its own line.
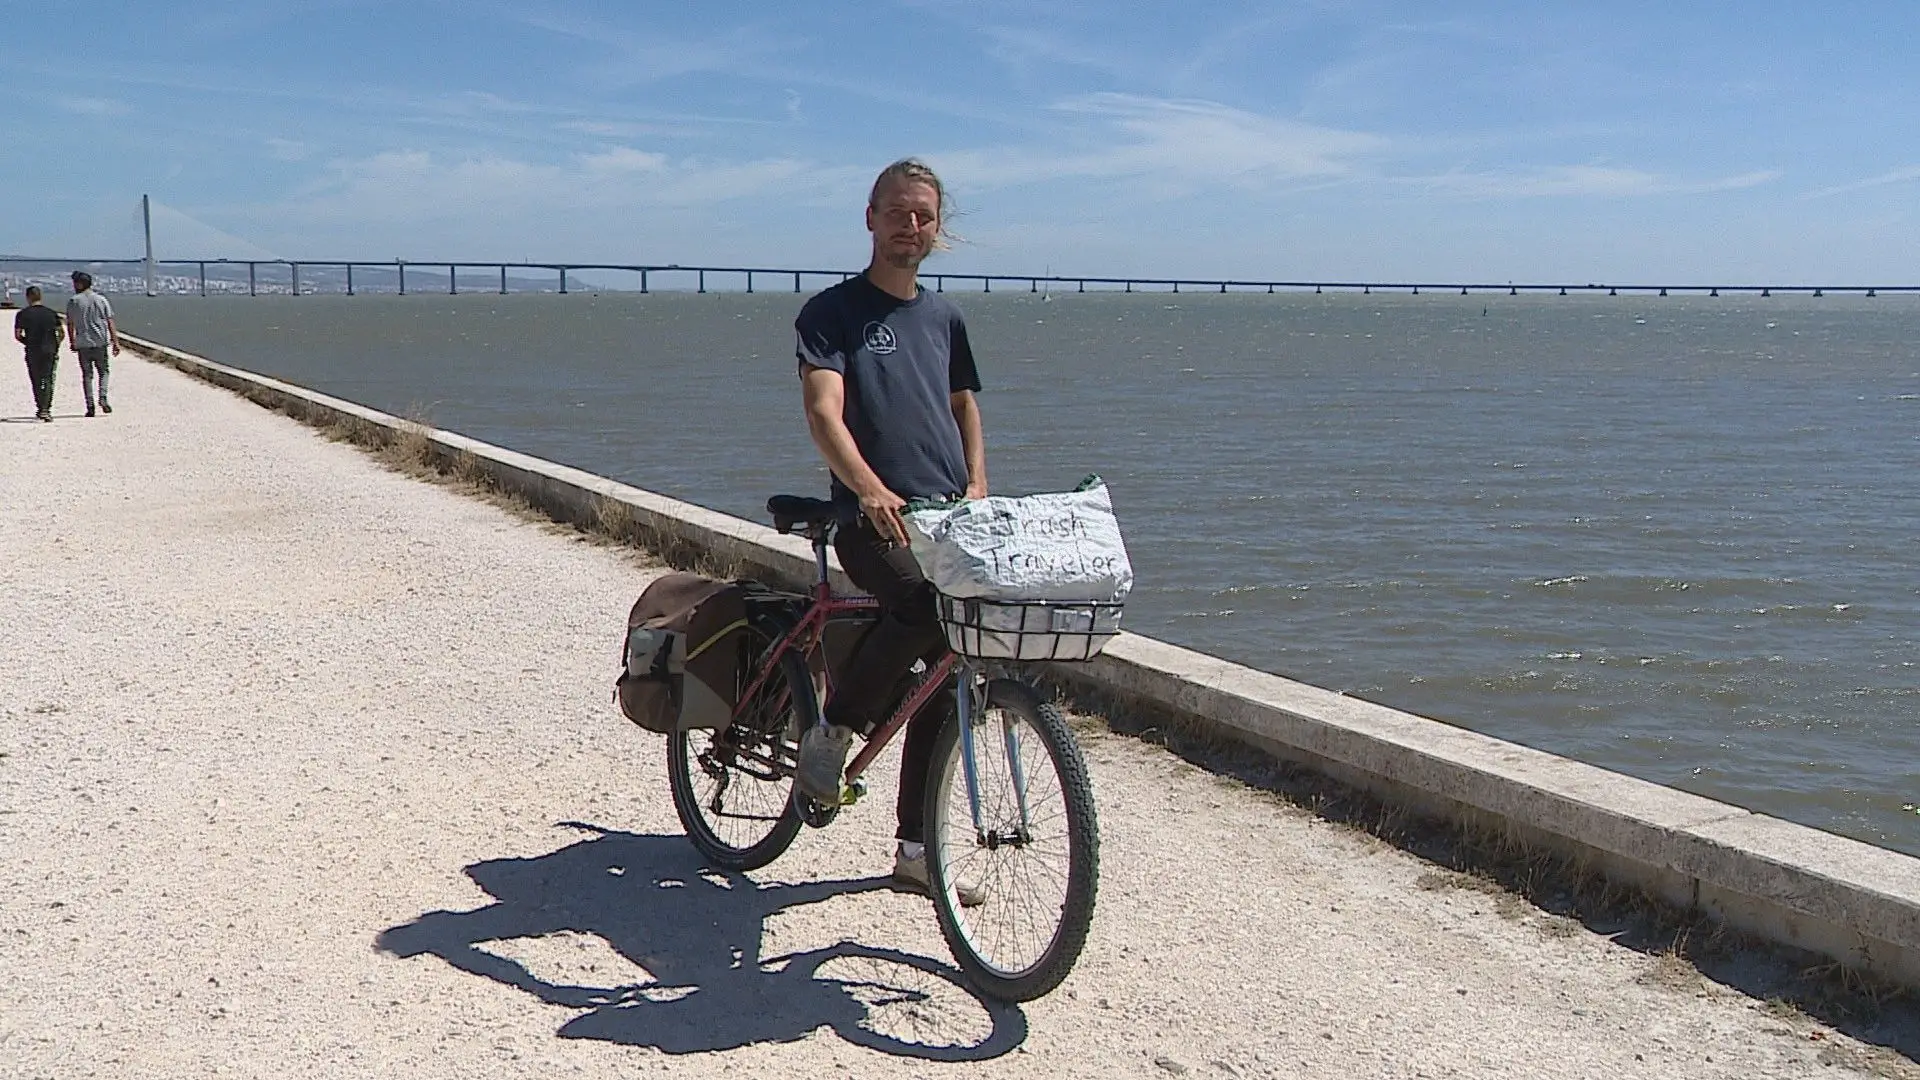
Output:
[847, 651, 957, 783]
[726, 521, 958, 784]
[725, 516, 1028, 839]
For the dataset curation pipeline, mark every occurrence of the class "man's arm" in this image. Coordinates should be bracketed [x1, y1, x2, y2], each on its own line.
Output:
[950, 390, 987, 500]
[106, 314, 120, 355]
[12, 312, 25, 346]
[802, 364, 908, 544]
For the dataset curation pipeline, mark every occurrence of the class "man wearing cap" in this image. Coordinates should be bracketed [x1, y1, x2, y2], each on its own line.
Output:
[13, 286, 63, 421]
[65, 271, 119, 417]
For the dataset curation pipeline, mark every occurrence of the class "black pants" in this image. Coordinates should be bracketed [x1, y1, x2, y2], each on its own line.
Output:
[829, 516, 952, 844]
[24, 351, 55, 413]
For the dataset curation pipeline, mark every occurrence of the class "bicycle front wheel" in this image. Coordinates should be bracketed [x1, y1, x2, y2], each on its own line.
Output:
[924, 676, 1099, 1002]
[667, 622, 810, 871]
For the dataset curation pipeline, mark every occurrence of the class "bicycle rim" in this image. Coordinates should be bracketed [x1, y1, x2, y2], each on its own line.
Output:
[667, 630, 808, 871]
[925, 677, 1098, 1002]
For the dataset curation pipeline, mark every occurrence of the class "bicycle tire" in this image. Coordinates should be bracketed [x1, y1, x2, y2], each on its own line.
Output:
[667, 618, 811, 871]
[923, 676, 1099, 1002]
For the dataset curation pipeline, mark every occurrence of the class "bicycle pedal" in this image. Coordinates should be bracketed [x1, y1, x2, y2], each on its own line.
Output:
[838, 779, 866, 806]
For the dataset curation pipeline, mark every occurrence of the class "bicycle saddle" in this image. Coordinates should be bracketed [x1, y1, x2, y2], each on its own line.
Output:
[767, 494, 838, 535]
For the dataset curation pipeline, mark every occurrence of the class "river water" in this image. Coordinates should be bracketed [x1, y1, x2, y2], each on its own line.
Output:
[106, 291, 1920, 855]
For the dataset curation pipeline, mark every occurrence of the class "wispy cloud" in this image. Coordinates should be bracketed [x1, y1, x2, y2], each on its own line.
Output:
[59, 97, 130, 117]
[560, 119, 698, 140]
[939, 93, 1385, 192]
[502, 9, 798, 89]
[196, 144, 876, 261]
[1414, 165, 1781, 199]
[1805, 165, 1920, 199]
[20, 64, 764, 150]
[265, 138, 308, 161]
[277, 146, 862, 226]
[1690, 169, 1783, 194]
[976, 24, 1138, 80]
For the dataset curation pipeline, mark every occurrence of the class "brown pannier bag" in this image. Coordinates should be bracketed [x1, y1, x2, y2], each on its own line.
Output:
[615, 572, 755, 734]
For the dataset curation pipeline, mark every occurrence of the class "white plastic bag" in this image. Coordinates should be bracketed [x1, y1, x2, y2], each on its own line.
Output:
[904, 478, 1133, 602]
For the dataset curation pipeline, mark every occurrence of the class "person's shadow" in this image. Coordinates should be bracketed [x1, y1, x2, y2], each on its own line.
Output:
[377, 823, 1026, 1059]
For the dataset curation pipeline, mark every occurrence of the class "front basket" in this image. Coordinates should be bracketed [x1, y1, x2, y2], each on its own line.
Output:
[935, 594, 1123, 661]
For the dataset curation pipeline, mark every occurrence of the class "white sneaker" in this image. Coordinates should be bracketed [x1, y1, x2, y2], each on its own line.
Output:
[893, 848, 987, 907]
[795, 723, 853, 803]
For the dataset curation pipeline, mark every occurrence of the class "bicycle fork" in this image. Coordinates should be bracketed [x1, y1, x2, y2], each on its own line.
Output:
[955, 661, 1035, 848]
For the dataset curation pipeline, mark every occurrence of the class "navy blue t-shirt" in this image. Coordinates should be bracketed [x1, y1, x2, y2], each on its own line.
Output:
[795, 275, 982, 516]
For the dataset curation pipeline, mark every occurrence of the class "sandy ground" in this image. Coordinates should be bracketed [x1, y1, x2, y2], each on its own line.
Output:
[3, 351, 1915, 1079]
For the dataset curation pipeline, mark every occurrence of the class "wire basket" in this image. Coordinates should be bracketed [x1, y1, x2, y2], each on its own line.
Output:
[935, 593, 1124, 661]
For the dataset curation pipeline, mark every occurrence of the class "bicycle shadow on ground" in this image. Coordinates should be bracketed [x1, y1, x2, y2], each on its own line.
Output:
[376, 822, 1027, 1060]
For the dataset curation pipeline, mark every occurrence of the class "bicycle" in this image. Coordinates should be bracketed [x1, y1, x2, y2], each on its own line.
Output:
[665, 493, 1101, 1003]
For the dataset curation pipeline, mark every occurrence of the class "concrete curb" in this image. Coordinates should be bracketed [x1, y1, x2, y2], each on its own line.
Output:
[123, 331, 1920, 988]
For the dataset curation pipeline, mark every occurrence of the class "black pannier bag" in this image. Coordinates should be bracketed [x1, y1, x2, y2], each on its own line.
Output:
[615, 573, 757, 734]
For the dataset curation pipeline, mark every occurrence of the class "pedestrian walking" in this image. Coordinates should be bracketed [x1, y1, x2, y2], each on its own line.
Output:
[65, 271, 119, 416]
[12, 286, 62, 421]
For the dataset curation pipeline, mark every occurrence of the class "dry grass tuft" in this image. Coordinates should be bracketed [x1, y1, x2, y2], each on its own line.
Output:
[1535, 915, 1582, 939]
[448, 448, 490, 487]
[592, 496, 639, 546]
[1418, 870, 1501, 895]
[1800, 961, 1913, 1015]
[1762, 996, 1805, 1022]
[1418, 869, 1533, 923]
[686, 548, 747, 581]
[1639, 934, 1708, 994]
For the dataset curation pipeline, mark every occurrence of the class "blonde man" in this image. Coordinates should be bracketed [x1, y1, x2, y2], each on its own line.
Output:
[793, 159, 989, 895]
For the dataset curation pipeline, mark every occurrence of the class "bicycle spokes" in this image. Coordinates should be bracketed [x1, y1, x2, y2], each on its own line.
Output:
[667, 624, 811, 872]
[925, 678, 1097, 1001]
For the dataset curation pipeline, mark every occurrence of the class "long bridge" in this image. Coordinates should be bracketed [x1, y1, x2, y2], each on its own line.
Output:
[2, 255, 1914, 299]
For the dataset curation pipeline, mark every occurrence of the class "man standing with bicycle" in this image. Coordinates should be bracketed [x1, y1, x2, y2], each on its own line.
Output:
[794, 158, 988, 896]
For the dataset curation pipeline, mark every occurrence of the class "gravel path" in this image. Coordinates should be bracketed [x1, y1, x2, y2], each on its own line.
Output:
[2, 353, 1911, 1078]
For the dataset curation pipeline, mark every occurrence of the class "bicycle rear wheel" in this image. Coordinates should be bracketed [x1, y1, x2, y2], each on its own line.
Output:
[923, 676, 1099, 1002]
[667, 620, 811, 871]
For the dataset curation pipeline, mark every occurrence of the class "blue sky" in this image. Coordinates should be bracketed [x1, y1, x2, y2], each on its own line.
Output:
[4, 1, 1917, 283]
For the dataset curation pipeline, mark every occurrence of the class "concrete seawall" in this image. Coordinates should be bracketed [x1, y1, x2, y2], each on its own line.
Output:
[121, 330, 1920, 991]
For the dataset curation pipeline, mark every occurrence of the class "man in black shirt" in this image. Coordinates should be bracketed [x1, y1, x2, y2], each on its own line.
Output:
[794, 158, 989, 897]
[12, 286, 63, 421]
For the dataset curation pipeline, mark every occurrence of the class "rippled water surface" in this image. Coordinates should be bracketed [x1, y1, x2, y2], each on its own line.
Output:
[111, 292, 1920, 853]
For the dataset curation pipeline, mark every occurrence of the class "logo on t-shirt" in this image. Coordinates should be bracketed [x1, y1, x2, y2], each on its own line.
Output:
[862, 321, 897, 355]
